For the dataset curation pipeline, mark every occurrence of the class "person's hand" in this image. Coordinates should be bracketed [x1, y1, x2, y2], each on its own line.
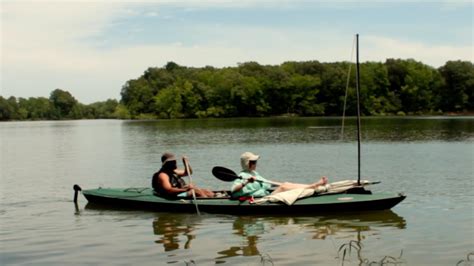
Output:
[182, 156, 189, 163]
[185, 183, 195, 190]
[241, 176, 256, 188]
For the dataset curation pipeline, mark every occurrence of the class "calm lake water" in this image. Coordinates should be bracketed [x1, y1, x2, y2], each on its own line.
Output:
[1, 117, 473, 265]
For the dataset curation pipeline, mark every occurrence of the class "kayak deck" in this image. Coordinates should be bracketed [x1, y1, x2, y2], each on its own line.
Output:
[82, 187, 406, 215]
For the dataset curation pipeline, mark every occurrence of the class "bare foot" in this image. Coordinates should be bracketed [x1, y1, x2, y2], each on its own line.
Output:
[320, 176, 328, 185]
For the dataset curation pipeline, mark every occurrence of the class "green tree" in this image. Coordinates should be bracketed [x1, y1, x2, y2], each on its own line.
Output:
[200, 68, 239, 117]
[0, 96, 15, 120]
[116, 59, 473, 119]
[2, 96, 27, 120]
[319, 62, 351, 115]
[87, 99, 119, 119]
[113, 104, 131, 119]
[262, 64, 292, 115]
[120, 78, 151, 116]
[153, 84, 183, 118]
[233, 76, 270, 116]
[143, 67, 176, 94]
[180, 80, 205, 118]
[400, 60, 438, 113]
[152, 79, 205, 118]
[437, 61, 474, 111]
[286, 74, 322, 115]
[165, 61, 182, 72]
[359, 62, 395, 115]
[49, 89, 78, 119]
[385, 59, 439, 114]
[19, 97, 53, 120]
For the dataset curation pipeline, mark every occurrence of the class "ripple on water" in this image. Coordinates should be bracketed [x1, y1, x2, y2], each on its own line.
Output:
[1, 118, 473, 265]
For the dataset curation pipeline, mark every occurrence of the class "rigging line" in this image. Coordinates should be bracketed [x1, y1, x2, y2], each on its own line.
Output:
[341, 35, 357, 140]
[330, 35, 356, 181]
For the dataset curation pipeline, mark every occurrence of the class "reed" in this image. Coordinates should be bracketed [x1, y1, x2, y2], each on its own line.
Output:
[337, 240, 405, 266]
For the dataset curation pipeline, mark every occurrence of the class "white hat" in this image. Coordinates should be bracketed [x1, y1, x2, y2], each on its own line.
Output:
[240, 152, 260, 171]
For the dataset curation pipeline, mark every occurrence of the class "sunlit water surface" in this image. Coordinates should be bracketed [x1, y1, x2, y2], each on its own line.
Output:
[1, 117, 473, 265]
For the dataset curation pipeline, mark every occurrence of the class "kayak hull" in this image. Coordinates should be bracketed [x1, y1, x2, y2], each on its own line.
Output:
[82, 187, 406, 215]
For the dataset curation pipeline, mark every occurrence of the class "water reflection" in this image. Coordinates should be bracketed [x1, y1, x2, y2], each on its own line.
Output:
[308, 210, 406, 237]
[152, 215, 196, 252]
[148, 210, 406, 263]
[216, 216, 265, 259]
[122, 117, 474, 144]
[216, 211, 405, 261]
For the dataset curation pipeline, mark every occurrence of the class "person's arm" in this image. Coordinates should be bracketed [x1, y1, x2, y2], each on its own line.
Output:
[182, 156, 193, 176]
[158, 172, 192, 194]
[175, 168, 187, 177]
[256, 175, 280, 187]
[231, 176, 256, 193]
[175, 157, 192, 177]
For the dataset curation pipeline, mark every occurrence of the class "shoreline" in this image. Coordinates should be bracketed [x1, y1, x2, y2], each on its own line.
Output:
[2, 112, 474, 122]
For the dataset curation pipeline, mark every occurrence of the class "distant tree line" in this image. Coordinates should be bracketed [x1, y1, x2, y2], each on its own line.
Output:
[0, 89, 124, 121]
[1, 59, 473, 121]
[121, 59, 473, 118]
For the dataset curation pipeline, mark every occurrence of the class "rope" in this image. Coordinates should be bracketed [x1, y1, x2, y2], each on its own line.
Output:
[341, 35, 356, 139]
[123, 187, 151, 193]
[330, 35, 356, 181]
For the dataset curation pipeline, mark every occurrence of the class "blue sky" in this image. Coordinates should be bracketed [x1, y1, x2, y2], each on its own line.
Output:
[2, 1, 473, 103]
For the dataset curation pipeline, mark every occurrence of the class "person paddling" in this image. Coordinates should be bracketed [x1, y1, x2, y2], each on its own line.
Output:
[152, 152, 214, 198]
[231, 152, 328, 198]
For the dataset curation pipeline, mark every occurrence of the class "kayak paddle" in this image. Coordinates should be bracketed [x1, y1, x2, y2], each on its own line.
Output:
[184, 158, 200, 215]
[212, 166, 280, 186]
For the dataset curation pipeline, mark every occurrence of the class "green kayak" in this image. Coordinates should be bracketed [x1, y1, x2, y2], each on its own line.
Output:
[78, 36, 406, 216]
[80, 187, 406, 215]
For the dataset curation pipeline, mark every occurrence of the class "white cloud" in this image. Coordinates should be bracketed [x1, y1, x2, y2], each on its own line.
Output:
[1, 1, 131, 102]
[364, 35, 473, 66]
[2, 1, 473, 104]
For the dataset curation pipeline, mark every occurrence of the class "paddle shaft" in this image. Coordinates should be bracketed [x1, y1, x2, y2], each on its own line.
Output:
[212, 166, 282, 186]
[183, 159, 200, 215]
[241, 176, 281, 186]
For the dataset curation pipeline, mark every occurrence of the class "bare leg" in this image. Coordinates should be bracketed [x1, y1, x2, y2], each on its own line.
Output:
[271, 177, 328, 194]
[191, 188, 215, 198]
[188, 188, 202, 198]
[202, 188, 215, 197]
[307, 176, 328, 189]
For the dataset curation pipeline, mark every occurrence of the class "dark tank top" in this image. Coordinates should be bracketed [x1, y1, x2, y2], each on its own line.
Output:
[152, 169, 186, 197]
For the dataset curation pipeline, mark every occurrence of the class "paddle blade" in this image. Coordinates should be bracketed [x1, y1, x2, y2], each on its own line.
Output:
[212, 166, 240, 182]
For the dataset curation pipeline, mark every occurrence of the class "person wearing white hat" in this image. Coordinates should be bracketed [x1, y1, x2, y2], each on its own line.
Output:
[152, 152, 214, 198]
[231, 152, 328, 197]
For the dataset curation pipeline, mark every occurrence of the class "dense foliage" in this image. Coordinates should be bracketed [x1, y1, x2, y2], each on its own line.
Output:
[1, 59, 473, 121]
[0, 89, 125, 121]
[120, 59, 473, 118]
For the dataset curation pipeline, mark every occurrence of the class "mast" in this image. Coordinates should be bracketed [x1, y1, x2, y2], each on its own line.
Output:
[355, 34, 361, 185]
